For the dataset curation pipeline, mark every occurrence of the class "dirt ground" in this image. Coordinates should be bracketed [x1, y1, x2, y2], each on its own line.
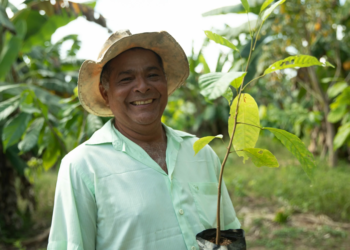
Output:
[236, 197, 350, 250]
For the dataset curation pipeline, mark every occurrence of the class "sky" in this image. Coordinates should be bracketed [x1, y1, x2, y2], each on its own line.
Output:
[48, 0, 249, 70]
[9, 0, 254, 70]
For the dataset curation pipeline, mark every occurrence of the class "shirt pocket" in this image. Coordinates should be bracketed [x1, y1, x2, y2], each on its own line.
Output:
[189, 182, 223, 229]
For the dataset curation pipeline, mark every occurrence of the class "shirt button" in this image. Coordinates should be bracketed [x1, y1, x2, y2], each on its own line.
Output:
[191, 246, 196, 250]
[179, 209, 184, 215]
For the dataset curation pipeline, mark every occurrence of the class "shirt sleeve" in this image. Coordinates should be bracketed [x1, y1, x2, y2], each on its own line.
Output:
[215, 156, 241, 230]
[47, 159, 97, 250]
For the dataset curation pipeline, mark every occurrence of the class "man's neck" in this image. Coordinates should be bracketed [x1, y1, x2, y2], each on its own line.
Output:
[113, 119, 166, 145]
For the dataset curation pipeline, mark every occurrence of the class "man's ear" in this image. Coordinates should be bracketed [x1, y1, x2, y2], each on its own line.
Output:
[99, 83, 109, 107]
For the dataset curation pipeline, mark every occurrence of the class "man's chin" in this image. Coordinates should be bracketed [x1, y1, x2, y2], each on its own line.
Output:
[132, 115, 161, 126]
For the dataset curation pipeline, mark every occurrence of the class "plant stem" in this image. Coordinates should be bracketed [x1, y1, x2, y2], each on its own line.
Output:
[215, 88, 243, 244]
[216, 14, 256, 245]
[242, 74, 265, 91]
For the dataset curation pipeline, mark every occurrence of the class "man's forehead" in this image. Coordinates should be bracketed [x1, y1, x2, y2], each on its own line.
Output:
[105, 47, 164, 73]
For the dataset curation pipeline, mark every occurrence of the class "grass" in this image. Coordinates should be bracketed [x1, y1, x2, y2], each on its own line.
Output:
[212, 136, 350, 223]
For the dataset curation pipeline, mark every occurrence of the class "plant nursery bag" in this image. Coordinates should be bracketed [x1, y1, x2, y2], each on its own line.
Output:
[196, 229, 246, 250]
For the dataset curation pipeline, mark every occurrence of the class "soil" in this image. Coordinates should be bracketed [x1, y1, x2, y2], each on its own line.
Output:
[208, 237, 233, 246]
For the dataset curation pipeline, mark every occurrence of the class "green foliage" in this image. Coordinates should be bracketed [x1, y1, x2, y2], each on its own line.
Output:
[241, 148, 279, 168]
[327, 82, 348, 99]
[334, 124, 350, 150]
[0, 4, 16, 33]
[260, 0, 274, 13]
[0, 0, 109, 236]
[199, 72, 246, 100]
[193, 134, 223, 155]
[229, 94, 260, 162]
[2, 113, 31, 151]
[18, 117, 44, 153]
[240, 0, 250, 12]
[328, 86, 350, 149]
[261, 0, 286, 21]
[204, 30, 239, 52]
[264, 55, 333, 75]
[0, 21, 25, 80]
[264, 127, 316, 181]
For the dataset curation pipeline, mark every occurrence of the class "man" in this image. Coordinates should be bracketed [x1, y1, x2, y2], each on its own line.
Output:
[48, 30, 240, 250]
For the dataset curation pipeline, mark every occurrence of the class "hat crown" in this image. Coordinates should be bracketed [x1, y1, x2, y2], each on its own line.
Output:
[97, 29, 132, 60]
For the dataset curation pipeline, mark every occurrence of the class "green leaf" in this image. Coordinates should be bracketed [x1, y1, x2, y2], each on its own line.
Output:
[199, 72, 246, 100]
[204, 30, 239, 51]
[202, 5, 246, 16]
[0, 20, 26, 79]
[2, 113, 31, 151]
[0, 37, 22, 80]
[241, 0, 250, 12]
[36, 98, 49, 120]
[260, 0, 274, 13]
[327, 82, 348, 98]
[0, 84, 27, 92]
[334, 123, 350, 150]
[241, 148, 279, 168]
[22, 14, 75, 53]
[0, 95, 20, 122]
[229, 94, 261, 162]
[5, 146, 27, 176]
[198, 54, 211, 74]
[264, 127, 315, 181]
[262, 0, 286, 21]
[264, 55, 333, 75]
[327, 105, 347, 123]
[86, 114, 103, 137]
[42, 131, 61, 171]
[0, 5, 16, 34]
[18, 117, 45, 153]
[223, 86, 236, 105]
[193, 135, 223, 155]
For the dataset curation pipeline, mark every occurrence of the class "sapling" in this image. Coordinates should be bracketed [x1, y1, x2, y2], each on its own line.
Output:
[193, 0, 334, 246]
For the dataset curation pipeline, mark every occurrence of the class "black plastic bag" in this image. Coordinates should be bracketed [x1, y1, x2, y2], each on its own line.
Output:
[196, 229, 246, 250]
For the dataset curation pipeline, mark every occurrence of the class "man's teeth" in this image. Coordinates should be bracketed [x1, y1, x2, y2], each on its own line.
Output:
[133, 99, 153, 105]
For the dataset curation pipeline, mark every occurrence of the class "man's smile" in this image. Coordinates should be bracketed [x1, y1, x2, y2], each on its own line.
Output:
[130, 98, 155, 106]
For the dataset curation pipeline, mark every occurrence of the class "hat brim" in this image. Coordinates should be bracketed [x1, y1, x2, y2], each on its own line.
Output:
[78, 31, 189, 117]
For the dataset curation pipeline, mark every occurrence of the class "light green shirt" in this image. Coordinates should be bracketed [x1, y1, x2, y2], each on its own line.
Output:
[48, 119, 240, 250]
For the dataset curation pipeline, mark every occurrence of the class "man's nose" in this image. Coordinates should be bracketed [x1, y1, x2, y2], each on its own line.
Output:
[134, 76, 150, 93]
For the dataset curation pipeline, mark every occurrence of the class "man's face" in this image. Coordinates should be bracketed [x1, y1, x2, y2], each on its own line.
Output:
[100, 49, 168, 128]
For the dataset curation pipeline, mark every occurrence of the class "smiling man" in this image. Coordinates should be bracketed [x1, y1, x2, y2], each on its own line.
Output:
[48, 30, 240, 250]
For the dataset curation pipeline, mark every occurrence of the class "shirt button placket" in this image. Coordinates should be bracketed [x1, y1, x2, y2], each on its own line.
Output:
[179, 209, 184, 215]
[191, 246, 196, 250]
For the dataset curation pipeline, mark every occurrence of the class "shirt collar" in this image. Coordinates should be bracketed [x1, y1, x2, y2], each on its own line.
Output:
[85, 119, 195, 148]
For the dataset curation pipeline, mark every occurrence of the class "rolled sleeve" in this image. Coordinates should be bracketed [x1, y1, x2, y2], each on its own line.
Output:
[48, 159, 97, 250]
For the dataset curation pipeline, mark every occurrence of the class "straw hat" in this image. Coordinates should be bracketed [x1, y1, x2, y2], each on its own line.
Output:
[77, 30, 189, 117]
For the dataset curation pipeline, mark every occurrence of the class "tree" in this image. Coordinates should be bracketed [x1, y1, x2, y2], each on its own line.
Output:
[0, 0, 108, 237]
[202, 0, 350, 167]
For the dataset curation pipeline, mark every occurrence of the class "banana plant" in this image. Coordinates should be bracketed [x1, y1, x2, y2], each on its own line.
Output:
[0, 0, 107, 234]
[193, 0, 334, 245]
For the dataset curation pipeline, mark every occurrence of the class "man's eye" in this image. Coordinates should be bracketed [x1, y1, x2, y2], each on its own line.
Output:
[120, 77, 132, 82]
[148, 74, 159, 78]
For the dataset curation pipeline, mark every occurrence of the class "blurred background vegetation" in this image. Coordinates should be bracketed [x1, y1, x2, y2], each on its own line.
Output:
[0, 0, 350, 249]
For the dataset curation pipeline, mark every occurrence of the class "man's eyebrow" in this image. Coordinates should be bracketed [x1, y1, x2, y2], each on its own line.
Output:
[145, 66, 162, 71]
[118, 70, 135, 76]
